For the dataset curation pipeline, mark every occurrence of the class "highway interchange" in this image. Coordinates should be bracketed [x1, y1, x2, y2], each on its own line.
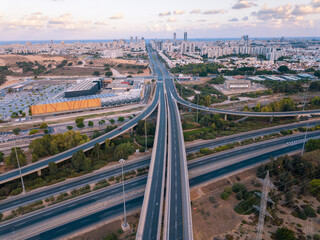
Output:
[1, 45, 320, 239]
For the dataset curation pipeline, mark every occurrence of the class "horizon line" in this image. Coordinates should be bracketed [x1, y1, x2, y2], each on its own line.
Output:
[1, 36, 320, 43]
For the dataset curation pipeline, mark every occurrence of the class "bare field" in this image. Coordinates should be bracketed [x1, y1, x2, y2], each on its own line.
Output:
[0, 54, 75, 66]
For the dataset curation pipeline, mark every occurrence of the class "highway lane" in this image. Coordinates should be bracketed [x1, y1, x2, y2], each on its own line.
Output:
[174, 93, 320, 117]
[1, 119, 318, 212]
[187, 131, 320, 171]
[1, 130, 316, 239]
[166, 92, 184, 240]
[0, 83, 160, 185]
[186, 119, 320, 153]
[14, 141, 308, 240]
[25, 196, 145, 240]
[165, 90, 193, 238]
[0, 177, 147, 237]
[136, 82, 167, 240]
[0, 157, 150, 212]
[189, 142, 304, 186]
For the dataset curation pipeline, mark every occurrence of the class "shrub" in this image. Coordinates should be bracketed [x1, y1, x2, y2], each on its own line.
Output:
[221, 191, 230, 200]
[314, 234, 320, 240]
[232, 183, 246, 193]
[199, 148, 214, 155]
[303, 205, 317, 218]
[39, 123, 48, 129]
[29, 129, 39, 135]
[66, 126, 73, 130]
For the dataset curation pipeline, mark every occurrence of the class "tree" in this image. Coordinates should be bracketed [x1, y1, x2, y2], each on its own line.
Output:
[77, 61, 83, 65]
[309, 179, 320, 196]
[274, 227, 296, 240]
[278, 65, 290, 73]
[93, 71, 100, 76]
[314, 70, 320, 78]
[105, 138, 111, 149]
[6, 147, 27, 168]
[71, 150, 90, 172]
[88, 121, 94, 127]
[109, 119, 115, 125]
[75, 117, 85, 128]
[105, 71, 113, 77]
[114, 143, 134, 160]
[232, 183, 246, 193]
[92, 143, 101, 160]
[0, 151, 4, 162]
[13, 128, 21, 135]
[305, 139, 320, 152]
[66, 126, 73, 130]
[118, 117, 125, 122]
[39, 122, 48, 129]
[284, 190, 294, 207]
[49, 162, 58, 175]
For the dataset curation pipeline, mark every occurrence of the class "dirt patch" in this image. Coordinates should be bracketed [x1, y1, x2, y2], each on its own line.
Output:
[191, 167, 258, 240]
[0, 55, 72, 66]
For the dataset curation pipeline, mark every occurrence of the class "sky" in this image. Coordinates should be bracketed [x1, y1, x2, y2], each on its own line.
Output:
[0, 0, 320, 41]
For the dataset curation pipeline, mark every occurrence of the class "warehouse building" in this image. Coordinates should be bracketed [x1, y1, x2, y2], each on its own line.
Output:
[30, 86, 144, 115]
[64, 79, 103, 98]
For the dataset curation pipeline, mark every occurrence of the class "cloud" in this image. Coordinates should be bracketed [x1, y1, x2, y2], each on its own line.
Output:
[252, 3, 293, 21]
[312, 0, 320, 7]
[190, 9, 201, 14]
[292, 2, 320, 15]
[203, 9, 225, 14]
[242, 16, 249, 21]
[48, 13, 72, 25]
[109, 13, 124, 19]
[159, 11, 171, 17]
[197, 19, 207, 22]
[229, 18, 239, 22]
[232, 0, 256, 9]
[48, 13, 92, 31]
[173, 10, 186, 15]
[5, 12, 48, 30]
[94, 21, 108, 26]
[147, 23, 176, 32]
[167, 17, 177, 22]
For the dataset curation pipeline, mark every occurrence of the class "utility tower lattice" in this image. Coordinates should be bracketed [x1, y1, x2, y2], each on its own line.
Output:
[254, 171, 276, 240]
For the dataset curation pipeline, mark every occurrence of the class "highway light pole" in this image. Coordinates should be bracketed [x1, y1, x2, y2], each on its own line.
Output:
[119, 159, 129, 230]
[14, 140, 25, 195]
[196, 94, 199, 122]
[301, 84, 310, 156]
[145, 111, 148, 152]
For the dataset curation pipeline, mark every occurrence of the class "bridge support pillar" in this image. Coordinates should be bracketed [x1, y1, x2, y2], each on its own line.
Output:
[224, 114, 227, 121]
[37, 170, 41, 176]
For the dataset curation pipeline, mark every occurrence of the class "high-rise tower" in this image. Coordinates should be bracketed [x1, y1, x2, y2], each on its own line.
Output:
[184, 32, 187, 41]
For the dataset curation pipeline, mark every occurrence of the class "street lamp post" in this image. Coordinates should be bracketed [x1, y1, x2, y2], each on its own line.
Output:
[196, 94, 199, 123]
[301, 84, 310, 156]
[144, 110, 148, 152]
[119, 159, 129, 230]
[14, 140, 25, 195]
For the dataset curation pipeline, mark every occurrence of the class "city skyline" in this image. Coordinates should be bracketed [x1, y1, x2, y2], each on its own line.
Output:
[0, 0, 320, 41]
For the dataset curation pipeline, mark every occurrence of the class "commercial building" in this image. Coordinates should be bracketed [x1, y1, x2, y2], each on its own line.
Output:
[64, 79, 103, 98]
